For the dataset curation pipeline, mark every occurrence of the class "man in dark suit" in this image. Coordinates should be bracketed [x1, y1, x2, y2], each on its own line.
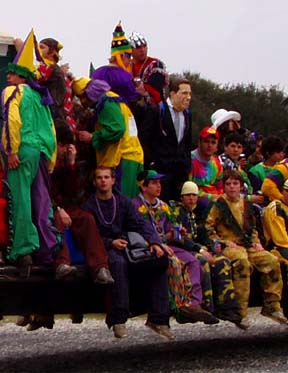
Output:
[139, 77, 192, 201]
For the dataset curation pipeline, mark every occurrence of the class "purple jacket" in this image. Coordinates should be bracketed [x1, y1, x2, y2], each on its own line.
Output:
[82, 190, 161, 250]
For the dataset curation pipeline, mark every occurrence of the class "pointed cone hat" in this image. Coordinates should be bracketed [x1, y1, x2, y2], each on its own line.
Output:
[89, 62, 95, 78]
[7, 29, 37, 79]
[111, 21, 131, 56]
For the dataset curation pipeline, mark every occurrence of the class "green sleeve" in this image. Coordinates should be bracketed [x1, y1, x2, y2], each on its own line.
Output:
[92, 100, 126, 150]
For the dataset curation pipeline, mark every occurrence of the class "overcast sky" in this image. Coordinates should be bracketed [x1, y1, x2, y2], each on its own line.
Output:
[1, 0, 287, 91]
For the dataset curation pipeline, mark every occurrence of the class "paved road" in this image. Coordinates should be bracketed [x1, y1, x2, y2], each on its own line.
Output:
[1, 309, 288, 373]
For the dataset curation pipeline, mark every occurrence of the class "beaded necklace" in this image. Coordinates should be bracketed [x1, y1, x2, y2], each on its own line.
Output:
[94, 193, 117, 226]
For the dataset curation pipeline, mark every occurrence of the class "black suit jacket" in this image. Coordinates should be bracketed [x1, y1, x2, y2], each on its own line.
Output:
[139, 101, 192, 173]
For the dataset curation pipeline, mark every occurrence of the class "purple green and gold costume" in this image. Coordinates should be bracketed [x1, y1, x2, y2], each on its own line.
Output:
[91, 91, 143, 198]
[1, 83, 57, 262]
[262, 158, 288, 201]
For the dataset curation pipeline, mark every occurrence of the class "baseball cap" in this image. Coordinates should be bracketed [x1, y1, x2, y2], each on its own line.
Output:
[137, 170, 165, 186]
[199, 126, 219, 140]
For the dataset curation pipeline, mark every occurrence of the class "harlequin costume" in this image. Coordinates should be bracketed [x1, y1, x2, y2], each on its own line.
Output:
[262, 158, 288, 201]
[92, 22, 139, 104]
[1, 30, 57, 263]
[248, 161, 273, 193]
[72, 77, 143, 198]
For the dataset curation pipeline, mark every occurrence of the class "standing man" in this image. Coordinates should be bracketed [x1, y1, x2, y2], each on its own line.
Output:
[1, 30, 57, 271]
[72, 77, 143, 198]
[189, 126, 223, 217]
[141, 77, 192, 201]
[92, 21, 140, 106]
[129, 31, 168, 105]
[82, 166, 174, 340]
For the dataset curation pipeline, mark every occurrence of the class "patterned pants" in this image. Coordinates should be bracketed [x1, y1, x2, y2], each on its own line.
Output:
[196, 253, 240, 314]
[223, 246, 283, 318]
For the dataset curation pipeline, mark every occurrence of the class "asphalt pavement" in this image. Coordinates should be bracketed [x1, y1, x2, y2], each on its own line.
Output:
[0, 308, 288, 373]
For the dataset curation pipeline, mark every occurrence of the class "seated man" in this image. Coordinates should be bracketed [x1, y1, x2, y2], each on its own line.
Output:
[169, 181, 241, 325]
[205, 170, 287, 328]
[51, 125, 114, 284]
[263, 178, 288, 265]
[82, 166, 174, 340]
[133, 170, 219, 325]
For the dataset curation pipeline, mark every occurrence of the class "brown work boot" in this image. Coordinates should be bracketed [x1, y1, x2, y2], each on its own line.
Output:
[112, 323, 128, 338]
[179, 305, 219, 325]
[92, 267, 114, 285]
[145, 321, 175, 341]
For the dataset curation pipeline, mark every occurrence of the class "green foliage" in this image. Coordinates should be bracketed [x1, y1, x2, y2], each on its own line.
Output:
[170, 72, 288, 145]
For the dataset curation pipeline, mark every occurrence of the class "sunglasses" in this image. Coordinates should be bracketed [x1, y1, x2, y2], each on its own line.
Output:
[123, 53, 132, 59]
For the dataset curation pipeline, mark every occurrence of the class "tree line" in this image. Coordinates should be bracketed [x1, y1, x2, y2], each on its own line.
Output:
[171, 72, 288, 144]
